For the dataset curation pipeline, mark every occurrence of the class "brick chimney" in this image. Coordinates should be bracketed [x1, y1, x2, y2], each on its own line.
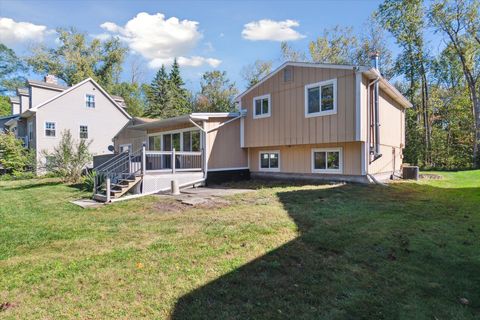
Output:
[44, 74, 58, 85]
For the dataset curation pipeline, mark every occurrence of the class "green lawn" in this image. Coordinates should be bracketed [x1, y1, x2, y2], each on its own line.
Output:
[0, 172, 479, 319]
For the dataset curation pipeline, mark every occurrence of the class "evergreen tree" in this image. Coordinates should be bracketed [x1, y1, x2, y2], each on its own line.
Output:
[166, 58, 191, 117]
[145, 65, 169, 118]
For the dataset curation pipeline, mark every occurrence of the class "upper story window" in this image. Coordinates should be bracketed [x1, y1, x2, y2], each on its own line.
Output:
[45, 122, 56, 137]
[80, 125, 88, 139]
[311, 148, 342, 174]
[86, 94, 95, 108]
[253, 94, 271, 119]
[305, 79, 337, 118]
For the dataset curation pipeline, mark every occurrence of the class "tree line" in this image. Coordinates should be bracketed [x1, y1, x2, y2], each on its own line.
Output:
[276, 0, 479, 170]
[1, 0, 479, 170]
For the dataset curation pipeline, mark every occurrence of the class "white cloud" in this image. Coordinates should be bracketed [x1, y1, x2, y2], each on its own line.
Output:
[242, 19, 305, 41]
[149, 56, 221, 68]
[0, 17, 51, 45]
[100, 12, 221, 68]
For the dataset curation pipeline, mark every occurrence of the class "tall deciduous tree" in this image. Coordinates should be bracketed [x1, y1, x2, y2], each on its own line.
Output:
[240, 60, 272, 88]
[26, 28, 127, 89]
[280, 42, 307, 62]
[195, 71, 238, 112]
[429, 0, 480, 167]
[356, 15, 395, 79]
[308, 26, 359, 64]
[0, 43, 26, 95]
[377, 0, 431, 166]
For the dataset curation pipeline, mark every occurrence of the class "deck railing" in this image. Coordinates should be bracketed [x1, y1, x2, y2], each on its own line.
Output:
[144, 150, 203, 173]
[93, 146, 204, 201]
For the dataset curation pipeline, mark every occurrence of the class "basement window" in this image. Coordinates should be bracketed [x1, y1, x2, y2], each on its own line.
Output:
[259, 151, 280, 171]
[311, 148, 342, 174]
[305, 79, 337, 117]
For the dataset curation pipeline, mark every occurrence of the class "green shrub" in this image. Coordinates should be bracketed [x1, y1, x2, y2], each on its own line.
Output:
[0, 131, 34, 174]
[42, 130, 92, 183]
[82, 171, 96, 192]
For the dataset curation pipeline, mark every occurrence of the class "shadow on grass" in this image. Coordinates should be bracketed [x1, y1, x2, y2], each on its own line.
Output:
[0, 180, 63, 191]
[171, 182, 480, 319]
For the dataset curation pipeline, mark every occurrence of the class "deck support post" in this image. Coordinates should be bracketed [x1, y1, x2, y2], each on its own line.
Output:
[106, 177, 111, 202]
[172, 148, 176, 174]
[141, 145, 146, 175]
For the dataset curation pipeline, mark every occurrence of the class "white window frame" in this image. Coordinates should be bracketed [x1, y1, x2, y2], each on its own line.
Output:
[304, 78, 337, 118]
[147, 127, 201, 152]
[311, 147, 343, 174]
[79, 125, 88, 139]
[85, 94, 95, 108]
[253, 94, 271, 119]
[258, 150, 280, 172]
[44, 121, 56, 138]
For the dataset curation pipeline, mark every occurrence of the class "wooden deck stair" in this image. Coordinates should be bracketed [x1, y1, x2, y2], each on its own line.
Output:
[93, 175, 142, 202]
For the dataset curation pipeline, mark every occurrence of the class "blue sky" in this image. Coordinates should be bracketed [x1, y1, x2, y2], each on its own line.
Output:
[1, 0, 405, 92]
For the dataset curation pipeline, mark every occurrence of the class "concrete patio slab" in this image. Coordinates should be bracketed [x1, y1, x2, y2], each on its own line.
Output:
[71, 199, 104, 208]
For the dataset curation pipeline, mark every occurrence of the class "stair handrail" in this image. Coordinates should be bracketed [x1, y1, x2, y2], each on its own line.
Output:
[93, 148, 143, 197]
[95, 150, 128, 171]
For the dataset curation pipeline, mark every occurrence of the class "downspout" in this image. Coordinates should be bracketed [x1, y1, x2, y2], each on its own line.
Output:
[369, 52, 382, 163]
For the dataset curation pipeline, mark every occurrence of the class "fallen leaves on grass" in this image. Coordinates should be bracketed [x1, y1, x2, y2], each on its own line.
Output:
[0, 302, 16, 312]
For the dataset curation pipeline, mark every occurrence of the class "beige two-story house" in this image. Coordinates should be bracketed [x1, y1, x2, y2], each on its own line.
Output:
[238, 61, 411, 182]
[4, 76, 131, 170]
[105, 60, 410, 202]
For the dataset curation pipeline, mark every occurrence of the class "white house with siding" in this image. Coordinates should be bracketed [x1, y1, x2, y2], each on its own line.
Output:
[4, 75, 131, 170]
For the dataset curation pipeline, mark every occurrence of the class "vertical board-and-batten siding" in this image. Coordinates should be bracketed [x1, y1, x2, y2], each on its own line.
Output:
[248, 142, 362, 175]
[364, 75, 406, 175]
[205, 118, 248, 170]
[241, 66, 357, 148]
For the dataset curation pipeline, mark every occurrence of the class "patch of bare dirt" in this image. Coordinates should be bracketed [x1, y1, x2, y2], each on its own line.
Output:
[155, 200, 190, 213]
[419, 174, 443, 180]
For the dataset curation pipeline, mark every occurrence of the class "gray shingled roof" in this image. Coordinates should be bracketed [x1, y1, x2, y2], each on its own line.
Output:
[9, 96, 20, 103]
[17, 88, 29, 95]
[27, 80, 69, 90]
